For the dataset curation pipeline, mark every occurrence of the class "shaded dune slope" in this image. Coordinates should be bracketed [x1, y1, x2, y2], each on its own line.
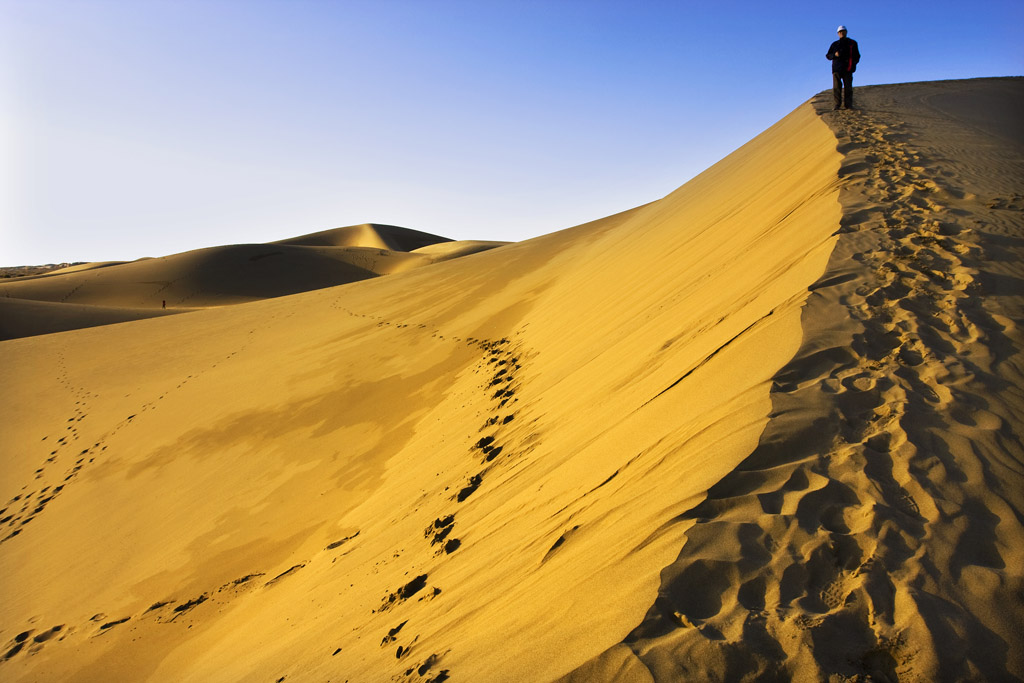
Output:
[1, 79, 1021, 683]
[564, 77, 1024, 682]
[0, 298, 178, 342]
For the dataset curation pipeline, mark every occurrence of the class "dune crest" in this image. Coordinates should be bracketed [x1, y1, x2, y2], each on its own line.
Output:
[271, 223, 452, 251]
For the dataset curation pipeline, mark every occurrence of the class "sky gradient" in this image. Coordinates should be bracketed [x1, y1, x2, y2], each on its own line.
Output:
[3, 0, 1022, 265]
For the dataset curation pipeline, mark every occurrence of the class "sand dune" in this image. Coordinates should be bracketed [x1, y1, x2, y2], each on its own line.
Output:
[561, 76, 1024, 682]
[0, 224, 506, 340]
[3, 262, 127, 279]
[271, 223, 453, 251]
[1, 78, 1021, 683]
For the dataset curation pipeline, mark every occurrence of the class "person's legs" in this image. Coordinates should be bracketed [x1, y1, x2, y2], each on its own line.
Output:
[833, 72, 843, 109]
[842, 73, 854, 108]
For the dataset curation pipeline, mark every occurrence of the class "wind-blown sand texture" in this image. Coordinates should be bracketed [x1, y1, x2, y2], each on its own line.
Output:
[1, 78, 1021, 682]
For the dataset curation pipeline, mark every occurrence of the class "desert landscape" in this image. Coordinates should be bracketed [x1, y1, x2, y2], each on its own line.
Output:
[1, 77, 1022, 682]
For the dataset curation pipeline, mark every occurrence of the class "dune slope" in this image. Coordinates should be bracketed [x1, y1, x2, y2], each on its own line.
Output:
[1, 96, 840, 681]
[1, 78, 1021, 683]
[563, 77, 1024, 682]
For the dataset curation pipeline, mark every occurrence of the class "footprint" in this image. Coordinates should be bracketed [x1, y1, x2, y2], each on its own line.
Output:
[379, 574, 429, 612]
[456, 474, 482, 502]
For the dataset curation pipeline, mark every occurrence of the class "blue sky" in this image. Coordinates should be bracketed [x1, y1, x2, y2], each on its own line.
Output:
[2, 0, 1021, 264]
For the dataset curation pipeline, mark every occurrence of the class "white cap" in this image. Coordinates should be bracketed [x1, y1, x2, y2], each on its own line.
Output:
[837, 25, 847, 32]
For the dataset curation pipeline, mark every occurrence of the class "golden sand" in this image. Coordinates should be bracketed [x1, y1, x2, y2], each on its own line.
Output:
[1, 77, 1021, 682]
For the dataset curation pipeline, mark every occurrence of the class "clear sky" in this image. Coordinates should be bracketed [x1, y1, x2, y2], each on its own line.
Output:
[2, 0, 1022, 265]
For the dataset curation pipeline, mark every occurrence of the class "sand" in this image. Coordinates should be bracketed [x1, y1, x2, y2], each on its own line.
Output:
[1, 77, 1021, 682]
[561, 77, 1024, 682]
[0, 224, 508, 341]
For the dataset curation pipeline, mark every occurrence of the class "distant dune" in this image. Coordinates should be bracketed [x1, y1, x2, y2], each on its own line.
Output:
[1, 78, 1021, 683]
[271, 223, 453, 251]
[0, 223, 508, 340]
[0, 263, 91, 279]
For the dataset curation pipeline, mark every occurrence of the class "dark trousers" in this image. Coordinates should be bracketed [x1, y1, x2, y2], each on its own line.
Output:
[833, 72, 854, 108]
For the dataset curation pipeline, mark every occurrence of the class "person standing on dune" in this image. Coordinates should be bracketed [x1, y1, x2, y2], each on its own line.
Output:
[827, 25, 860, 110]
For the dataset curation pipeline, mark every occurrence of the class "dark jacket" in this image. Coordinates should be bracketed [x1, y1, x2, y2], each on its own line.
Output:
[827, 37, 860, 73]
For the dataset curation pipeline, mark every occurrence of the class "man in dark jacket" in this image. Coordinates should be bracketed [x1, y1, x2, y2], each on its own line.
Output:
[827, 25, 860, 110]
